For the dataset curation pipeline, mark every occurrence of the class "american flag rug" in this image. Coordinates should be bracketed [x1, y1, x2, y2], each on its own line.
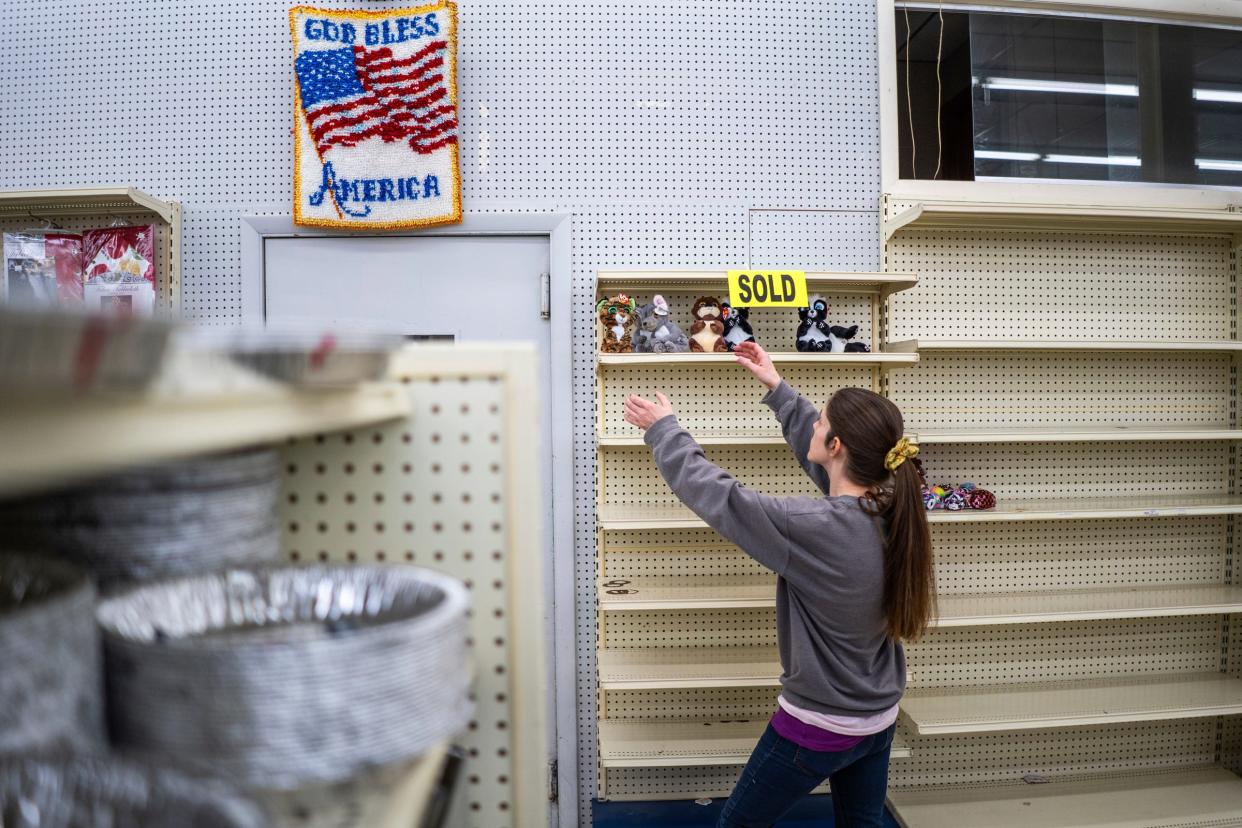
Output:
[290, 4, 461, 229]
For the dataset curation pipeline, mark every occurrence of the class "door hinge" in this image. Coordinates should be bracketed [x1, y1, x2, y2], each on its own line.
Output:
[548, 758, 558, 801]
[540, 272, 551, 319]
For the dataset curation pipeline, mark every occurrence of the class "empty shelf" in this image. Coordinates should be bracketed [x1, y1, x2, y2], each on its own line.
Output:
[912, 425, 1242, 443]
[600, 495, 1242, 530]
[900, 673, 1242, 735]
[888, 766, 1242, 828]
[882, 199, 1242, 240]
[598, 432, 787, 447]
[598, 719, 911, 768]
[599, 426, 1242, 446]
[596, 270, 918, 296]
[598, 351, 918, 367]
[599, 575, 776, 610]
[888, 338, 1242, 353]
[599, 579, 1242, 625]
[598, 646, 780, 690]
[935, 585, 1242, 627]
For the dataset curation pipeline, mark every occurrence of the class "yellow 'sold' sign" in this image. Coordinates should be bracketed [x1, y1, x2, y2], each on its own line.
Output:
[727, 270, 808, 308]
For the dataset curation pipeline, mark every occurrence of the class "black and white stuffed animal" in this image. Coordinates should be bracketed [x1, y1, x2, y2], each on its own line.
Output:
[796, 296, 833, 352]
[720, 303, 755, 351]
[828, 324, 871, 353]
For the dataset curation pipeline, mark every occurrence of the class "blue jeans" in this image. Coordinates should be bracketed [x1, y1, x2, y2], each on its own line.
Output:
[717, 722, 895, 827]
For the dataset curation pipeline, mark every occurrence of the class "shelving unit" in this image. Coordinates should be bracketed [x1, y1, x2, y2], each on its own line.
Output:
[888, 338, 1242, 353]
[0, 187, 182, 312]
[887, 766, 1242, 828]
[593, 269, 918, 801]
[599, 494, 1242, 530]
[0, 344, 410, 498]
[881, 198, 1242, 241]
[880, 194, 1242, 823]
[599, 578, 1242, 627]
[900, 673, 1242, 735]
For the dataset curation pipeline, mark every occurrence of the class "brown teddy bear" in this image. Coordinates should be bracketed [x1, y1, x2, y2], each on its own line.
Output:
[689, 296, 728, 353]
[597, 293, 637, 353]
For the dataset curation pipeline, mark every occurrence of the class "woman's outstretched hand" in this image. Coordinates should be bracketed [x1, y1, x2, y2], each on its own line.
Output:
[625, 393, 675, 431]
[734, 341, 781, 390]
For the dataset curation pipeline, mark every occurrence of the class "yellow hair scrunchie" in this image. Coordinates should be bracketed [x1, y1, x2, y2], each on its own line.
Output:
[885, 436, 919, 472]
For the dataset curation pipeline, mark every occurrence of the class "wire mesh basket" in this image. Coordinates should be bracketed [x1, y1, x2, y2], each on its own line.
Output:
[97, 565, 473, 791]
[0, 449, 281, 585]
[0, 554, 103, 754]
[0, 755, 266, 828]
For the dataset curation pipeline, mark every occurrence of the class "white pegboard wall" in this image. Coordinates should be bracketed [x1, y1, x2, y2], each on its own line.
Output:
[915, 442, 1232, 500]
[883, 223, 1233, 343]
[277, 355, 537, 828]
[890, 720, 1219, 789]
[889, 352, 1234, 430]
[599, 362, 875, 439]
[930, 518, 1230, 594]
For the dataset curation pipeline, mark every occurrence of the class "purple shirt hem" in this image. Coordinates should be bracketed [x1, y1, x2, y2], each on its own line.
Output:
[770, 707, 867, 752]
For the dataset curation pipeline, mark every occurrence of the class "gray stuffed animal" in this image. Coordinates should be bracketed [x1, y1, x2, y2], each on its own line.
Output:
[633, 294, 690, 353]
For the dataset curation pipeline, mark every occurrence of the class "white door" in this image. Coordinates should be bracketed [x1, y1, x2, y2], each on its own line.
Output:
[263, 233, 557, 823]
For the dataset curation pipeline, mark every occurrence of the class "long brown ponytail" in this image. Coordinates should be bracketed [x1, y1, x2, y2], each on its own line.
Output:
[826, 387, 937, 642]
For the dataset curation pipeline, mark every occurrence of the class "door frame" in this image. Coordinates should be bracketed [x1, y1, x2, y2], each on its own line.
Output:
[240, 213, 577, 827]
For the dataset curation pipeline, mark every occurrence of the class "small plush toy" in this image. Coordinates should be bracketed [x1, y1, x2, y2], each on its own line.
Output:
[597, 293, 637, 353]
[633, 295, 690, 353]
[689, 296, 728, 353]
[943, 489, 968, 511]
[796, 296, 833, 352]
[965, 488, 996, 510]
[720, 302, 756, 351]
[828, 325, 871, 353]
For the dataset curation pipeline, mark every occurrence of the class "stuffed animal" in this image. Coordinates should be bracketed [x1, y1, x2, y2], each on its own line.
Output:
[689, 296, 728, 353]
[633, 295, 689, 353]
[965, 488, 996, 510]
[597, 293, 637, 353]
[720, 303, 756, 351]
[828, 325, 871, 353]
[796, 296, 833, 352]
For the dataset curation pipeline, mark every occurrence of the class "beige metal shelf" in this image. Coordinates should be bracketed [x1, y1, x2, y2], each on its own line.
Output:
[597, 269, 918, 297]
[598, 351, 918, 367]
[882, 199, 1242, 241]
[598, 646, 780, 690]
[888, 766, 1242, 828]
[0, 348, 411, 498]
[887, 338, 1242, 353]
[600, 575, 777, 610]
[598, 494, 1242, 530]
[599, 578, 1242, 626]
[900, 673, 1242, 736]
[912, 425, 1242, 444]
[598, 719, 911, 769]
[598, 425, 1242, 446]
[0, 187, 183, 312]
[0, 186, 178, 224]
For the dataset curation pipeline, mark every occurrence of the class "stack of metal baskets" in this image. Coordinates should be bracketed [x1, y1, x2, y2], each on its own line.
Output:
[0, 554, 103, 755]
[0, 449, 281, 586]
[0, 756, 265, 828]
[97, 565, 472, 818]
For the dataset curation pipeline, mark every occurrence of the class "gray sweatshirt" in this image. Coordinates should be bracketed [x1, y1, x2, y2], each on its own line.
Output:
[642, 380, 906, 716]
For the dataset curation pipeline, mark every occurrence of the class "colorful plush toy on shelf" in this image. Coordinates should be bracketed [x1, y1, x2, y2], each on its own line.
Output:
[920, 478, 996, 512]
[796, 296, 833, 352]
[720, 302, 756, 351]
[597, 293, 637, 353]
[633, 295, 690, 353]
[689, 296, 728, 353]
